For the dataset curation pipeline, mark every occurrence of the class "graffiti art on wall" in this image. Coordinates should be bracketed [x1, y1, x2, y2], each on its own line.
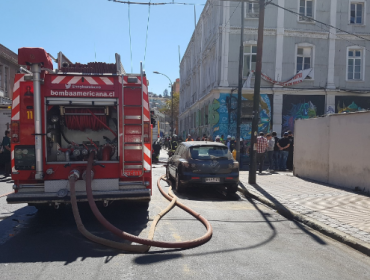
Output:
[335, 96, 370, 113]
[282, 95, 325, 134]
[208, 93, 273, 140]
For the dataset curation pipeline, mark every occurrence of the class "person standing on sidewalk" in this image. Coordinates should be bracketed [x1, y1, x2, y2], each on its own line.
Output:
[277, 132, 291, 171]
[272, 132, 280, 171]
[286, 131, 294, 170]
[2, 131, 11, 177]
[226, 135, 232, 151]
[186, 134, 193, 142]
[256, 132, 268, 174]
[266, 133, 275, 173]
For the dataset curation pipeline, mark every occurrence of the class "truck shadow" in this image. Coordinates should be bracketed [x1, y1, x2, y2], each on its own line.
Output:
[0, 202, 149, 264]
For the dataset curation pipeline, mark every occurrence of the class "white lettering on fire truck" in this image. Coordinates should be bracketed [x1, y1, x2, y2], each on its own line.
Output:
[50, 90, 115, 97]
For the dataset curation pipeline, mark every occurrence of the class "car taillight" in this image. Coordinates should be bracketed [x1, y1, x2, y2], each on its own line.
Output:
[11, 121, 20, 143]
[233, 161, 239, 169]
[191, 177, 200, 180]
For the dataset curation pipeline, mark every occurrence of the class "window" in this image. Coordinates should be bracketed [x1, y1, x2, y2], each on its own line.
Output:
[347, 49, 363, 80]
[243, 45, 257, 78]
[296, 47, 312, 73]
[245, 2, 259, 18]
[350, 3, 364, 24]
[0, 65, 2, 89]
[299, 0, 314, 22]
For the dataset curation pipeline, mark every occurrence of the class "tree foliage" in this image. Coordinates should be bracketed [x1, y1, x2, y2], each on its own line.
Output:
[159, 92, 179, 134]
[163, 89, 169, 98]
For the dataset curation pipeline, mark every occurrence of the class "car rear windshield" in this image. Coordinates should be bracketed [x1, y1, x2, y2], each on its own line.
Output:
[190, 146, 231, 160]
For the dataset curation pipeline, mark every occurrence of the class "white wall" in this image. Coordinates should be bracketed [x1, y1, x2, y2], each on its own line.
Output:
[294, 111, 370, 192]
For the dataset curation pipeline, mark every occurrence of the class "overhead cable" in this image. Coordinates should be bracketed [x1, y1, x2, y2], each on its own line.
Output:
[144, 1, 151, 69]
[128, 3, 133, 72]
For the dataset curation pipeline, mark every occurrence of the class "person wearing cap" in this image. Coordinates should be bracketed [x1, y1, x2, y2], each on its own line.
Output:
[186, 134, 193, 142]
[277, 132, 291, 171]
[215, 135, 221, 142]
[256, 132, 268, 173]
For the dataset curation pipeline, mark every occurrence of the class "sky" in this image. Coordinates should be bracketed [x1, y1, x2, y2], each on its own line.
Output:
[1, 0, 205, 95]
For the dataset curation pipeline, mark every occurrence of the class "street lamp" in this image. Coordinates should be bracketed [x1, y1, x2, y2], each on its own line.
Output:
[153, 71, 174, 136]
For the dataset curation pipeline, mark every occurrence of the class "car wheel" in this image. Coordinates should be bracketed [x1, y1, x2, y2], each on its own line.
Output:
[166, 166, 171, 180]
[227, 183, 238, 195]
[175, 171, 185, 193]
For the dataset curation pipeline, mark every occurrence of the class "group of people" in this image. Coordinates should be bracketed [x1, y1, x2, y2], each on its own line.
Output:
[155, 131, 294, 174]
[256, 131, 294, 173]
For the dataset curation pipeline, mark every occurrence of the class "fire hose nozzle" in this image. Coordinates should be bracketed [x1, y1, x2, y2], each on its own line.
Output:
[68, 169, 80, 181]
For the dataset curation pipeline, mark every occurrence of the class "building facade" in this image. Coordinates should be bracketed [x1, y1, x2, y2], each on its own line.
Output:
[0, 44, 18, 104]
[179, 0, 370, 141]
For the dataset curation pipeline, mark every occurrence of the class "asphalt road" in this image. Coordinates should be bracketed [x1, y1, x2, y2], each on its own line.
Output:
[0, 153, 370, 279]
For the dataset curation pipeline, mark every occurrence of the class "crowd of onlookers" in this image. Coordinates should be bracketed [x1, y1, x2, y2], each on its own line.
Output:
[154, 131, 294, 172]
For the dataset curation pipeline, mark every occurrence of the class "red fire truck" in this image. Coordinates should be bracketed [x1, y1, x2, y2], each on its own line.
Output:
[7, 48, 152, 208]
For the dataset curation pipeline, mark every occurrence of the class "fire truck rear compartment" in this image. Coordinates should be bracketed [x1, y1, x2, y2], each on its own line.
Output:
[46, 100, 119, 163]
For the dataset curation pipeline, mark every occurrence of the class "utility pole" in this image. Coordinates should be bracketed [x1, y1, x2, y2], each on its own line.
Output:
[235, 0, 245, 163]
[249, 0, 266, 184]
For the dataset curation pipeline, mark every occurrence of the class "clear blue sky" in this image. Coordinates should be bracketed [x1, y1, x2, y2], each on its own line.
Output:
[1, 0, 205, 95]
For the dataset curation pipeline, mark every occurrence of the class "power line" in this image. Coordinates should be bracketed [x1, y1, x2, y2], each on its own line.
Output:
[128, 3, 133, 72]
[269, 2, 370, 42]
[144, 0, 151, 69]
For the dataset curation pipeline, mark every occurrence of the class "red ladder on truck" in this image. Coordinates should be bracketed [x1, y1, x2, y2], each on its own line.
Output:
[120, 63, 151, 178]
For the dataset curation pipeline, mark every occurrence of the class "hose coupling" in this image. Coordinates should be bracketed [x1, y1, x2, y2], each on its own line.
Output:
[82, 170, 94, 181]
[68, 169, 80, 181]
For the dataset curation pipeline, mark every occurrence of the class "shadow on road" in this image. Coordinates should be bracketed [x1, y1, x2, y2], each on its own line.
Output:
[0, 202, 149, 264]
[239, 182, 326, 245]
[133, 195, 278, 265]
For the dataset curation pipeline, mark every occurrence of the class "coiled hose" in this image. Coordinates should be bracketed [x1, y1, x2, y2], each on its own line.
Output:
[69, 151, 212, 253]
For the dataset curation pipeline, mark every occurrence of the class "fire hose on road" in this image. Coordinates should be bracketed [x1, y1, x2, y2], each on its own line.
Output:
[69, 151, 213, 253]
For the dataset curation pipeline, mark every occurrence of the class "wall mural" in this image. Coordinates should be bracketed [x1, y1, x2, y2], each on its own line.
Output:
[282, 95, 325, 134]
[208, 93, 273, 140]
[335, 96, 370, 113]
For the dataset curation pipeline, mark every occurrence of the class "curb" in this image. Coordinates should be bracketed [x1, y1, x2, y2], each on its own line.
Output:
[238, 185, 370, 257]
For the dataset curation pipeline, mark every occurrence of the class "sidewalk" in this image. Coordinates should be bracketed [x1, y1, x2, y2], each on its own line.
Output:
[238, 171, 370, 255]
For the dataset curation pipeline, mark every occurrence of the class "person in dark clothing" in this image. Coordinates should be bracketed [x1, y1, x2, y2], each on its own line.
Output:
[272, 132, 280, 171]
[286, 131, 294, 170]
[3, 130, 11, 177]
[152, 140, 161, 163]
[277, 132, 291, 171]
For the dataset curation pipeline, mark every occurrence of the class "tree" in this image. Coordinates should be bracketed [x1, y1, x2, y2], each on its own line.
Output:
[159, 92, 179, 135]
[158, 94, 162, 98]
[163, 89, 169, 98]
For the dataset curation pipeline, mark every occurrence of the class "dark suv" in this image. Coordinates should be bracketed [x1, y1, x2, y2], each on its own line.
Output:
[166, 141, 239, 194]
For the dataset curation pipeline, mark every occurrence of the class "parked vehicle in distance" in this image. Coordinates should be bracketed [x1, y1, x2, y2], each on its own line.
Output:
[166, 141, 239, 194]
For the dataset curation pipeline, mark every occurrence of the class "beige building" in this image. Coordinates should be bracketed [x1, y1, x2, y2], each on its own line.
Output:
[0, 44, 19, 104]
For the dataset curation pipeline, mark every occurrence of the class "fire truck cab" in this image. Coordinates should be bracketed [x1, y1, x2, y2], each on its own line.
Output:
[7, 48, 152, 208]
